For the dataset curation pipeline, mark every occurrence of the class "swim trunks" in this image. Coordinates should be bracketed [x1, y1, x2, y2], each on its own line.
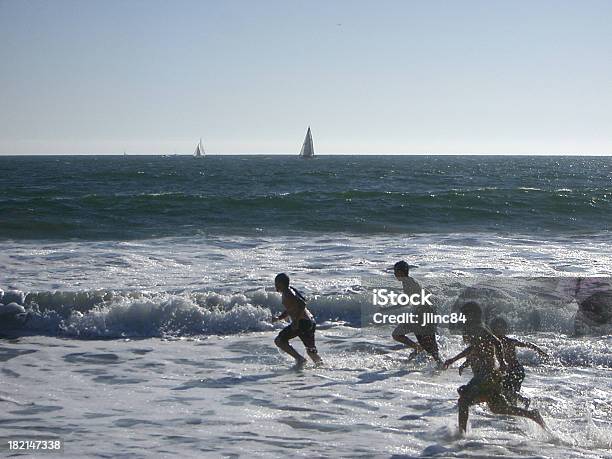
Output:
[458, 370, 504, 405]
[277, 319, 318, 353]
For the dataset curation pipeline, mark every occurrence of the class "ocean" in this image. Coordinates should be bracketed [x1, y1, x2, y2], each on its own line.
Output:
[0, 155, 611, 458]
[2, 155, 611, 240]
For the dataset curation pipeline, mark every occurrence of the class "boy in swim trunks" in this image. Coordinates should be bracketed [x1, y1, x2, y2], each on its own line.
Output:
[391, 260, 441, 363]
[490, 317, 549, 407]
[272, 273, 323, 368]
[443, 302, 546, 433]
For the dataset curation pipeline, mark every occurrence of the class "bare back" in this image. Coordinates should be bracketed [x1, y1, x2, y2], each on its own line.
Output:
[281, 288, 313, 324]
[465, 326, 504, 378]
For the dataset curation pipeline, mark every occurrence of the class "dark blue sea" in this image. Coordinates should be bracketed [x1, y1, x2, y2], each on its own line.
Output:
[1, 155, 610, 240]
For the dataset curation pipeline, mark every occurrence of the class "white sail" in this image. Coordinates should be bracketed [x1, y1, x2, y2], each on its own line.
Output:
[194, 138, 205, 157]
[299, 127, 314, 158]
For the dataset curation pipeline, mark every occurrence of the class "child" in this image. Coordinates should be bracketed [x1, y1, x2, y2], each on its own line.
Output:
[391, 260, 441, 363]
[272, 273, 323, 368]
[443, 302, 546, 433]
[489, 317, 549, 407]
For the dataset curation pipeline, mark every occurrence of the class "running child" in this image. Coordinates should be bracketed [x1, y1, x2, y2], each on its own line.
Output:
[272, 273, 323, 368]
[443, 302, 546, 433]
[490, 317, 549, 407]
[391, 260, 441, 363]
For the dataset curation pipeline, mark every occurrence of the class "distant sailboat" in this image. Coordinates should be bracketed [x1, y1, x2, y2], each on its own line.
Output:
[299, 127, 314, 158]
[194, 138, 205, 158]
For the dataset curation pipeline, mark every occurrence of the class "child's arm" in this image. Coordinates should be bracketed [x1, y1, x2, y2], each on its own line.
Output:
[443, 346, 472, 370]
[515, 340, 549, 359]
[491, 334, 507, 371]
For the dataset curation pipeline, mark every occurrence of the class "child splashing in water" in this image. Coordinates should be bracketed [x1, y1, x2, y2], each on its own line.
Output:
[489, 317, 549, 407]
[272, 273, 323, 369]
[443, 302, 546, 433]
[391, 260, 442, 364]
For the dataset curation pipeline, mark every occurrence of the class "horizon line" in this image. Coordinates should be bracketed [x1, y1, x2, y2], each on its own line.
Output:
[1, 152, 611, 157]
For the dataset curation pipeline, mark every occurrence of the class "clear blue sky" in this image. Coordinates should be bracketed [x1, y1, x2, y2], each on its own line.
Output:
[1, 0, 611, 155]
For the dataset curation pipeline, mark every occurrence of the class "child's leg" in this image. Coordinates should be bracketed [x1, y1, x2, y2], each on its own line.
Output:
[514, 367, 530, 407]
[416, 333, 441, 363]
[275, 326, 305, 363]
[392, 324, 420, 350]
[458, 397, 470, 433]
[487, 394, 545, 428]
[306, 349, 322, 365]
[457, 380, 485, 433]
[299, 321, 323, 365]
[505, 366, 527, 406]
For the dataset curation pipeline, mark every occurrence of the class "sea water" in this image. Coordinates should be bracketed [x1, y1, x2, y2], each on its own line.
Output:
[0, 155, 610, 458]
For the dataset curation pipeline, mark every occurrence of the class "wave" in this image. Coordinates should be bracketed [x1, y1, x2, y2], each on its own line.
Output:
[3, 287, 417, 338]
[13, 291, 277, 338]
[1, 281, 610, 348]
[549, 337, 612, 368]
[1, 287, 610, 369]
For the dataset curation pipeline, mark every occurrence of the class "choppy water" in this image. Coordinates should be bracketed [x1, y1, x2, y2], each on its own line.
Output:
[1, 331, 610, 458]
[1, 155, 610, 239]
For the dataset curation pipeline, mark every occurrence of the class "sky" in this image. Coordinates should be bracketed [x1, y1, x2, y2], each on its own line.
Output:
[1, 0, 611, 155]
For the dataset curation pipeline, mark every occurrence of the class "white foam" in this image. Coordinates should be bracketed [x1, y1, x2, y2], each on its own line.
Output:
[9, 329, 612, 457]
[2, 233, 612, 293]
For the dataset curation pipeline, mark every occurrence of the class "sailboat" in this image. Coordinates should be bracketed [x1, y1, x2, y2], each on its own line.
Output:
[299, 127, 314, 158]
[194, 138, 205, 158]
